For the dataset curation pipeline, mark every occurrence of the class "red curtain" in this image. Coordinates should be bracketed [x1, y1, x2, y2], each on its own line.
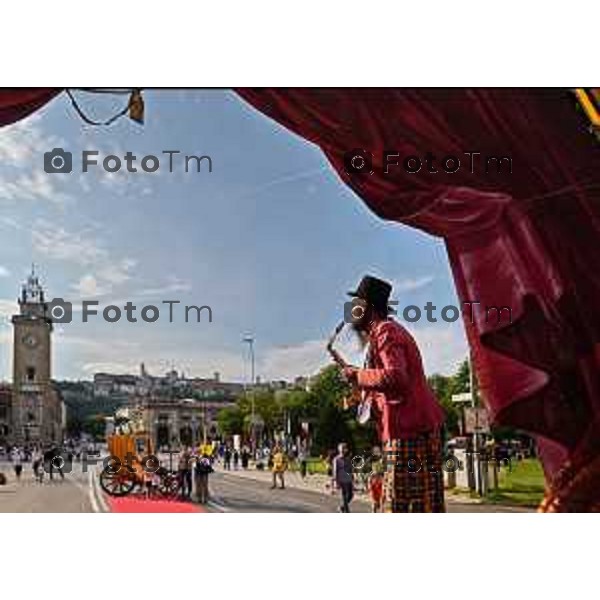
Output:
[237, 89, 600, 509]
[0, 89, 61, 126]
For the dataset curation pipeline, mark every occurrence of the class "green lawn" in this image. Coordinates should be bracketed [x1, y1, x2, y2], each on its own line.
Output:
[288, 457, 330, 475]
[485, 458, 546, 507]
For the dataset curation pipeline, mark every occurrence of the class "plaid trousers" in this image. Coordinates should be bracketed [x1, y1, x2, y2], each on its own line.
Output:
[382, 432, 446, 513]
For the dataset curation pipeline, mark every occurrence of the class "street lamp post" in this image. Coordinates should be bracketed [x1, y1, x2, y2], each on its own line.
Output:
[468, 353, 483, 495]
[243, 335, 256, 449]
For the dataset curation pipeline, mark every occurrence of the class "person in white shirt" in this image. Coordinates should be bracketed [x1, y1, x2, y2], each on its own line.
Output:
[11, 447, 23, 481]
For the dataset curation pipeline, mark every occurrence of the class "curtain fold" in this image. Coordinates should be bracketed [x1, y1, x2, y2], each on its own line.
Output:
[0, 89, 61, 126]
[236, 88, 600, 508]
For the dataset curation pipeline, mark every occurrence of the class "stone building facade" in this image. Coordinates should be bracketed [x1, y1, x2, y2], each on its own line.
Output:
[131, 396, 235, 449]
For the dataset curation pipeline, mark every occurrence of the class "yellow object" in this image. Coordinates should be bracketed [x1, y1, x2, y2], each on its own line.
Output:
[199, 443, 213, 457]
[272, 451, 287, 473]
[128, 89, 145, 124]
[107, 432, 153, 482]
[574, 88, 600, 130]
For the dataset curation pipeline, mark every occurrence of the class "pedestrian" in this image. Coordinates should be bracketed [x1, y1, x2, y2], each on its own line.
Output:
[11, 447, 23, 482]
[333, 443, 354, 512]
[298, 447, 308, 479]
[32, 448, 44, 483]
[233, 449, 239, 470]
[270, 445, 287, 489]
[178, 446, 193, 499]
[325, 450, 336, 494]
[45, 445, 65, 481]
[223, 446, 232, 470]
[368, 447, 384, 513]
[241, 447, 250, 469]
[194, 454, 213, 504]
[341, 275, 446, 512]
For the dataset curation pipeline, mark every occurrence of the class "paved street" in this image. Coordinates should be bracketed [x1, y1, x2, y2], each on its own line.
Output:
[0, 459, 103, 512]
[0, 459, 530, 512]
[207, 469, 531, 512]
[208, 470, 371, 512]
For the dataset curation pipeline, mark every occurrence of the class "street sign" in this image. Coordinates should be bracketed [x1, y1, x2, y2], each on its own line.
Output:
[451, 392, 473, 403]
[464, 407, 490, 433]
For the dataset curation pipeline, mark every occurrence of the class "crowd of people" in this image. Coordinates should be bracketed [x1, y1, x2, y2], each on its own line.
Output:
[206, 439, 384, 512]
[0, 443, 70, 484]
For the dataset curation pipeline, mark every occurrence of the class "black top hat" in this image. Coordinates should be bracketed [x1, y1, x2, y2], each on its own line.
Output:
[348, 275, 392, 312]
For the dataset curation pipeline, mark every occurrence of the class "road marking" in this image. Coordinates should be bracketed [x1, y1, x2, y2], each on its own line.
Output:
[207, 498, 230, 512]
[88, 470, 110, 513]
[94, 472, 110, 512]
[88, 471, 101, 513]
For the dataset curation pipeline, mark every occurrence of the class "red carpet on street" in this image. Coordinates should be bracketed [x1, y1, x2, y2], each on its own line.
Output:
[107, 497, 206, 513]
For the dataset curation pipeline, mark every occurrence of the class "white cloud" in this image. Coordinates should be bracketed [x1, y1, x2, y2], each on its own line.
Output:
[258, 321, 468, 382]
[31, 221, 138, 298]
[0, 299, 17, 322]
[0, 171, 72, 205]
[0, 117, 59, 166]
[97, 259, 137, 286]
[32, 222, 107, 266]
[0, 266, 10, 278]
[260, 339, 329, 382]
[70, 274, 110, 298]
[138, 278, 192, 297]
[0, 119, 72, 205]
[391, 275, 435, 293]
[409, 323, 468, 375]
[52, 333, 247, 382]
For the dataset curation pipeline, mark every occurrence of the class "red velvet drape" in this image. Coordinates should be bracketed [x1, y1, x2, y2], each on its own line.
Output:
[0, 89, 61, 126]
[2, 87, 600, 508]
[236, 89, 600, 509]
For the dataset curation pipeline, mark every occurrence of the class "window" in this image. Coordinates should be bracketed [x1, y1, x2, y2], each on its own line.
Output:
[26, 367, 36, 382]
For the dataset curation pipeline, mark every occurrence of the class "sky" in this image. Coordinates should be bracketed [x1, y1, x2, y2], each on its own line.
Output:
[0, 89, 468, 383]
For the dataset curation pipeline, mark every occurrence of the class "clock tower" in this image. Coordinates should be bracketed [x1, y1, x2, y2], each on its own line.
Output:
[11, 268, 62, 445]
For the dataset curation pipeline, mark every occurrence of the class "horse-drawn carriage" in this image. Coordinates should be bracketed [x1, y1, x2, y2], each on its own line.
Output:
[99, 431, 180, 498]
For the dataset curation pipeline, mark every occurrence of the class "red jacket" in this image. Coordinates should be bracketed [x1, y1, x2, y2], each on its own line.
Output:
[356, 319, 445, 440]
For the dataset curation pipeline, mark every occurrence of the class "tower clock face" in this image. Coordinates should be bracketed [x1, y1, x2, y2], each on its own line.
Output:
[22, 334, 38, 348]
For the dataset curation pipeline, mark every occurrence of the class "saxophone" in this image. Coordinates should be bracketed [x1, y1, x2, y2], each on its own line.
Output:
[326, 321, 370, 421]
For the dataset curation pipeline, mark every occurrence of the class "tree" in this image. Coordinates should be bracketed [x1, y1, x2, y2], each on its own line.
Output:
[82, 414, 106, 440]
[308, 365, 357, 454]
[216, 405, 245, 437]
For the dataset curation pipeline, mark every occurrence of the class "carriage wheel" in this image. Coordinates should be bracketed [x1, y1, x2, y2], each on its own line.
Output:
[99, 468, 136, 497]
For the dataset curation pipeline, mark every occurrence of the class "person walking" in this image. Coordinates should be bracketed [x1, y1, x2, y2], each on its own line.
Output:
[194, 453, 214, 504]
[325, 450, 336, 494]
[11, 447, 23, 482]
[333, 443, 354, 512]
[232, 449, 239, 470]
[223, 446, 232, 470]
[32, 448, 44, 483]
[178, 446, 193, 500]
[368, 447, 384, 512]
[45, 445, 65, 481]
[270, 445, 288, 489]
[298, 446, 308, 479]
[241, 447, 250, 469]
